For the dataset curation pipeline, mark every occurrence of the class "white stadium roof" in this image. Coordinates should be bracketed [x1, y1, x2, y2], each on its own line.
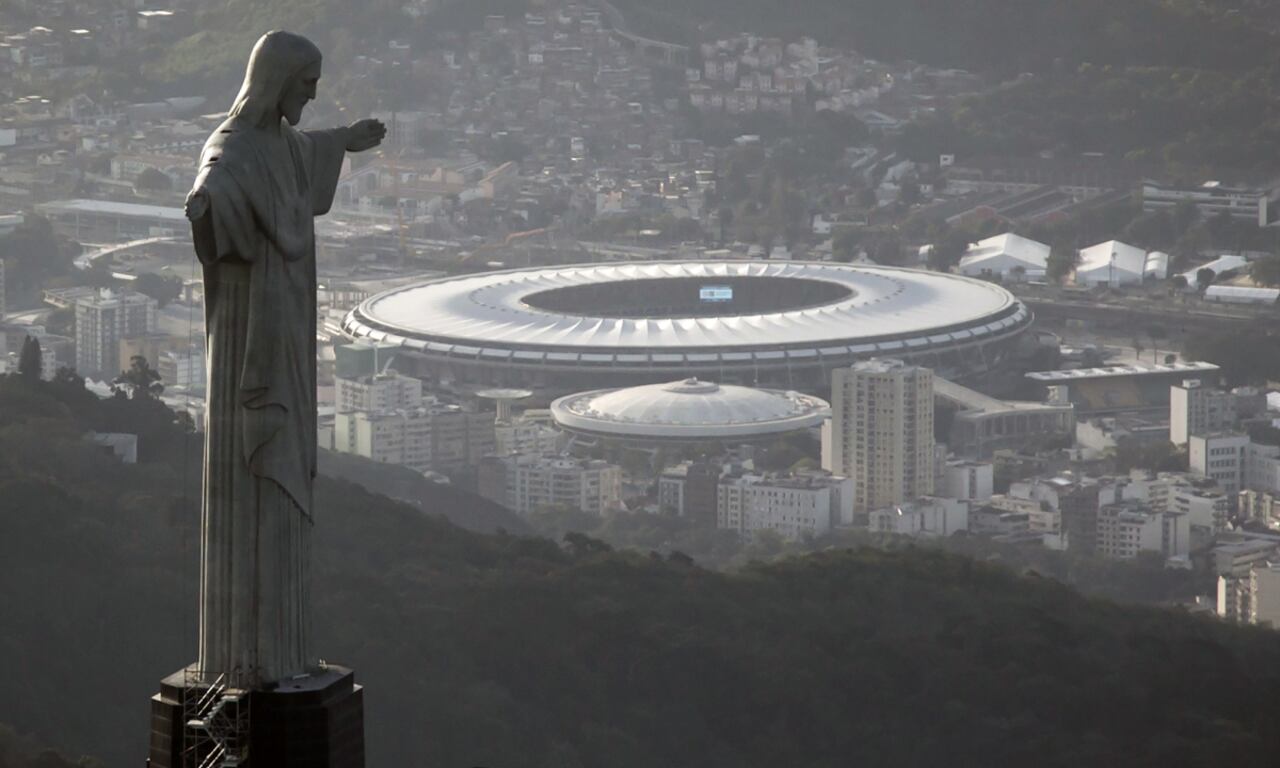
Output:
[1204, 285, 1280, 304]
[343, 261, 1029, 362]
[551, 378, 830, 439]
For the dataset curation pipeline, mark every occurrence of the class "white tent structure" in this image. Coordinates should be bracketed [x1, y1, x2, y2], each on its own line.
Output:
[957, 233, 1049, 281]
[1075, 240, 1168, 287]
[1176, 254, 1249, 291]
[1204, 285, 1280, 305]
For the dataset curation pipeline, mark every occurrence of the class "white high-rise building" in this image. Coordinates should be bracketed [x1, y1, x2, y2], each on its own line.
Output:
[988, 493, 1063, 545]
[158, 345, 206, 390]
[1246, 444, 1280, 494]
[1217, 560, 1280, 627]
[478, 453, 623, 516]
[824, 359, 935, 514]
[1189, 433, 1252, 495]
[942, 460, 994, 502]
[494, 419, 562, 455]
[867, 496, 968, 538]
[334, 372, 424, 413]
[1167, 486, 1230, 535]
[332, 401, 495, 475]
[1096, 500, 1190, 561]
[1123, 470, 1231, 535]
[1250, 564, 1280, 628]
[1189, 433, 1280, 495]
[1239, 490, 1280, 527]
[333, 408, 437, 473]
[717, 472, 853, 541]
[73, 289, 157, 378]
[1170, 380, 1232, 446]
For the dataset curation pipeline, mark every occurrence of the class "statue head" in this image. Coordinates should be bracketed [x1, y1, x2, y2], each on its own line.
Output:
[229, 31, 323, 129]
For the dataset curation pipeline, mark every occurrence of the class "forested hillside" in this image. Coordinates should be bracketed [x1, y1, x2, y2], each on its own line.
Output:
[139, 0, 525, 94]
[611, 0, 1280, 174]
[132, 0, 1280, 90]
[5, 374, 1280, 767]
[898, 63, 1280, 177]
[614, 0, 1277, 74]
[93, 0, 1280, 175]
[0, 725, 98, 768]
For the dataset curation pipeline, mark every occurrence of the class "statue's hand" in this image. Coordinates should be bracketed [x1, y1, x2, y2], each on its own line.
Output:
[185, 188, 210, 221]
[346, 119, 387, 152]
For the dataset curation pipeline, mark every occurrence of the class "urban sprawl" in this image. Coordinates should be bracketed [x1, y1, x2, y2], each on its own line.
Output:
[7, 0, 1280, 628]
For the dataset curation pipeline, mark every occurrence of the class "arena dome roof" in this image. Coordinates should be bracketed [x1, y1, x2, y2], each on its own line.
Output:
[551, 378, 830, 440]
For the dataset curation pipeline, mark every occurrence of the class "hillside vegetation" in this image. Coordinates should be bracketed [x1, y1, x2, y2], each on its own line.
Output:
[154, 0, 1280, 82]
[614, 0, 1277, 74]
[4, 373, 1280, 766]
[616, 0, 1280, 174]
[0, 725, 98, 768]
[124, 0, 1280, 175]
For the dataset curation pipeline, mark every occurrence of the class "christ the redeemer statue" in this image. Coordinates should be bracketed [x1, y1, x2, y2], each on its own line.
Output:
[185, 30, 384, 687]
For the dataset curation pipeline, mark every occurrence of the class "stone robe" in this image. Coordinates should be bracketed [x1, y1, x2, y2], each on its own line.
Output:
[191, 117, 345, 686]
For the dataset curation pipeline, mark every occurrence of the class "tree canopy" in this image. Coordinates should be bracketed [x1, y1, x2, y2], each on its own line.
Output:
[112, 355, 164, 400]
[1183, 328, 1280, 386]
[17, 337, 42, 381]
[131, 272, 183, 307]
[1250, 256, 1280, 288]
[133, 168, 173, 193]
[0, 216, 77, 309]
[0, 725, 99, 768]
[5, 373, 1280, 767]
[614, 0, 1276, 75]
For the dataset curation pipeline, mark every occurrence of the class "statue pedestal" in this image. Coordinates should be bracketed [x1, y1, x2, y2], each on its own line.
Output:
[149, 664, 364, 767]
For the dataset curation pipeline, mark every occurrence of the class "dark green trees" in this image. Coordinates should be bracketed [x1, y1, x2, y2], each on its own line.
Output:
[17, 336, 42, 381]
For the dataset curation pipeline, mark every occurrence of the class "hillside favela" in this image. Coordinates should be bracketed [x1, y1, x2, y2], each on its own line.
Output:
[5, 0, 1280, 766]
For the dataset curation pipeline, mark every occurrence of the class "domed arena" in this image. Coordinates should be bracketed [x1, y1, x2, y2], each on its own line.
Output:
[341, 261, 1033, 398]
[551, 378, 829, 445]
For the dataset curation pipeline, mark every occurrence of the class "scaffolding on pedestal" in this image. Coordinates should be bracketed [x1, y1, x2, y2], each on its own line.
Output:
[181, 670, 250, 768]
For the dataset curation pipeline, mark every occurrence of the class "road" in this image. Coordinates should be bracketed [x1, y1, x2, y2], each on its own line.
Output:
[74, 235, 185, 270]
[1016, 290, 1273, 335]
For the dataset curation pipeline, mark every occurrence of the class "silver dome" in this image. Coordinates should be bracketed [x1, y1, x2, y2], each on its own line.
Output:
[551, 378, 829, 440]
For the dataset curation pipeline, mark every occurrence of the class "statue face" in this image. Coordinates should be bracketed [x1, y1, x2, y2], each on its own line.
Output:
[279, 61, 321, 126]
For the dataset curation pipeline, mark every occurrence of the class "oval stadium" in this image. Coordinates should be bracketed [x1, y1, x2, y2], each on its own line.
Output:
[341, 261, 1033, 398]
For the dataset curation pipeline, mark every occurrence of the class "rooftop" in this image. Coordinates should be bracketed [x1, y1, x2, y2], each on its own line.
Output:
[1177, 254, 1249, 285]
[1027, 361, 1220, 382]
[958, 232, 1049, 272]
[35, 198, 187, 223]
[345, 260, 1029, 356]
[1077, 240, 1167, 280]
[551, 378, 829, 440]
[475, 388, 535, 400]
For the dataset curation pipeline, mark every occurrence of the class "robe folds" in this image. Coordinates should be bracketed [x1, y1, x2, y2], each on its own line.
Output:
[191, 117, 345, 686]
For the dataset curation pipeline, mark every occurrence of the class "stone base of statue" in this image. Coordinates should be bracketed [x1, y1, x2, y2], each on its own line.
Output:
[148, 664, 365, 767]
